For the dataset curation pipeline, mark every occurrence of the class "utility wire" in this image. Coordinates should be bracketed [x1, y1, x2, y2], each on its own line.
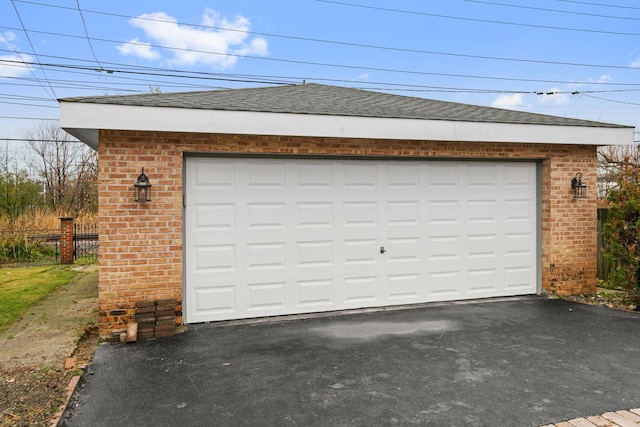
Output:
[316, 0, 640, 36]
[3, 27, 640, 88]
[0, 101, 58, 108]
[582, 94, 640, 106]
[556, 0, 640, 11]
[74, 0, 103, 71]
[1, 138, 82, 143]
[5, 58, 640, 99]
[0, 116, 58, 121]
[6, 3, 640, 71]
[466, 0, 640, 21]
[5, 58, 640, 96]
[8, 1, 57, 99]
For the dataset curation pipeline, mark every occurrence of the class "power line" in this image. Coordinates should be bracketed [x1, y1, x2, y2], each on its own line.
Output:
[3, 29, 640, 90]
[466, 0, 640, 21]
[556, 0, 640, 11]
[2, 0, 638, 127]
[4, 58, 640, 96]
[582, 94, 640, 106]
[0, 137, 82, 143]
[316, 0, 640, 36]
[8, 1, 57, 99]
[6, 3, 640, 72]
[0, 116, 58, 121]
[74, 0, 103, 71]
[0, 101, 58, 108]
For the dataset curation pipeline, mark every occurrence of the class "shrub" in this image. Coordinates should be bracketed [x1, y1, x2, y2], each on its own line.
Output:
[602, 164, 640, 304]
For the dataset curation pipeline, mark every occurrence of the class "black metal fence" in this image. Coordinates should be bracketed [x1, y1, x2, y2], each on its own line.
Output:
[597, 208, 611, 281]
[0, 222, 98, 265]
[73, 223, 98, 262]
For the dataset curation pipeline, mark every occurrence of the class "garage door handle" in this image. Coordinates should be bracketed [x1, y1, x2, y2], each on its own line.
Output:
[380, 246, 387, 254]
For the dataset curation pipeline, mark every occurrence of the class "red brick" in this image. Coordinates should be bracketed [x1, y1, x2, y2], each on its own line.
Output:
[96, 130, 599, 339]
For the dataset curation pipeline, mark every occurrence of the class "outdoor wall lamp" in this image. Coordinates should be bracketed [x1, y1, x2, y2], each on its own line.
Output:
[134, 167, 152, 202]
[571, 172, 587, 199]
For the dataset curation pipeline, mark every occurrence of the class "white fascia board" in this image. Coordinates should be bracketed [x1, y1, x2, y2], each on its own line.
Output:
[60, 101, 635, 148]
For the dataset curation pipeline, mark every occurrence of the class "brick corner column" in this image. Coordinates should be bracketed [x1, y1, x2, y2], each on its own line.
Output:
[60, 217, 74, 265]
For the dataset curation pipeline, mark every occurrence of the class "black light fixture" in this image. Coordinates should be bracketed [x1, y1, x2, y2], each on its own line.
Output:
[134, 167, 152, 202]
[571, 172, 587, 199]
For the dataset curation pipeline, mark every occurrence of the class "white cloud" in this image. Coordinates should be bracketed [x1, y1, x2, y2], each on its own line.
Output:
[590, 75, 612, 84]
[0, 53, 32, 78]
[491, 93, 524, 109]
[0, 32, 33, 78]
[352, 73, 370, 81]
[631, 58, 640, 68]
[0, 32, 16, 45]
[537, 87, 570, 106]
[118, 9, 268, 68]
[116, 38, 161, 60]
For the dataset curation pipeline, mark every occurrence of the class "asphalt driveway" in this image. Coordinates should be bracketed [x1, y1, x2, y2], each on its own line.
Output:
[61, 297, 640, 426]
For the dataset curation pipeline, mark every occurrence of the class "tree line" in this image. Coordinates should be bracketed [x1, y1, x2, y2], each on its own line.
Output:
[0, 122, 97, 220]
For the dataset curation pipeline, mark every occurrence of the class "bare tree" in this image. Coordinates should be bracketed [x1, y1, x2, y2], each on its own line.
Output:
[598, 131, 640, 200]
[24, 121, 97, 214]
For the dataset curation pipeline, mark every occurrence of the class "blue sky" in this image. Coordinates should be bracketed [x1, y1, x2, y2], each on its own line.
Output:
[1, 0, 639, 155]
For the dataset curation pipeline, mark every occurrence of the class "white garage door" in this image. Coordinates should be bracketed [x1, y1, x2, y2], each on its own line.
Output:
[184, 157, 537, 323]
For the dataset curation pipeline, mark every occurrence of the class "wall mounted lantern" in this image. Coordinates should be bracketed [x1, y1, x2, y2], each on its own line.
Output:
[571, 172, 587, 199]
[134, 167, 152, 202]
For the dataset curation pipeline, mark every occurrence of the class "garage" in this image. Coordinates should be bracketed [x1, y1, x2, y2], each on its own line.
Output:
[59, 82, 634, 339]
[184, 156, 538, 323]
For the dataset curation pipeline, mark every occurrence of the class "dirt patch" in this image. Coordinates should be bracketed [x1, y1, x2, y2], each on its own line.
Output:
[0, 265, 99, 427]
[562, 287, 639, 312]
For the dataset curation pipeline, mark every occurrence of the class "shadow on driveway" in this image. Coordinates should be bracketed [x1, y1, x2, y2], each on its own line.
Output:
[61, 297, 640, 427]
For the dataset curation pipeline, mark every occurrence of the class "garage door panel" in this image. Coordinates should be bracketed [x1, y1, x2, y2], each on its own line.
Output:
[296, 202, 334, 228]
[296, 240, 334, 268]
[344, 163, 379, 187]
[246, 281, 287, 311]
[387, 201, 420, 225]
[427, 164, 460, 187]
[427, 200, 460, 225]
[467, 200, 499, 223]
[246, 242, 287, 271]
[193, 203, 236, 231]
[246, 162, 287, 188]
[296, 163, 334, 188]
[386, 164, 420, 188]
[467, 234, 498, 259]
[343, 276, 379, 303]
[386, 237, 420, 263]
[427, 271, 463, 299]
[467, 165, 498, 187]
[193, 285, 236, 316]
[185, 158, 538, 323]
[504, 233, 534, 256]
[387, 273, 422, 301]
[344, 239, 378, 265]
[343, 201, 378, 226]
[193, 244, 236, 273]
[246, 203, 286, 230]
[467, 268, 499, 294]
[504, 199, 535, 221]
[296, 278, 335, 308]
[505, 267, 535, 291]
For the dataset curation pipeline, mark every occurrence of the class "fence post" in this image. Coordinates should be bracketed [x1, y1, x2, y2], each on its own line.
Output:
[60, 217, 74, 265]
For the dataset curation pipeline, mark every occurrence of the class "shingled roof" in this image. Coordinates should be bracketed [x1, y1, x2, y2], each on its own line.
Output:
[59, 83, 628, 129]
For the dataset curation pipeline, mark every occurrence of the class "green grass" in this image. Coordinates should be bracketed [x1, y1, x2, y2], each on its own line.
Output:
[0, 265, 77, 333]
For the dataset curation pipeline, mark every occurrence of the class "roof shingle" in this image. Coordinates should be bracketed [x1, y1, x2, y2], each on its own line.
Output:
[59, 83, 629, 128]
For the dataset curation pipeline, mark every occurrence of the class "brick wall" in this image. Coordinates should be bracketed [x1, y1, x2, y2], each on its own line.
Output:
[97, 130, 597, 340]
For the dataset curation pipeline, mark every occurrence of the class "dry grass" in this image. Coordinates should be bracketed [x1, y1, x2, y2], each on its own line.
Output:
[0, 210, 97, 264]
[0, 210, 97, 230]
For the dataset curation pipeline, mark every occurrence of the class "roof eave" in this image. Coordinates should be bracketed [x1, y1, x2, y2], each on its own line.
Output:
[59, 101, 635, 149]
